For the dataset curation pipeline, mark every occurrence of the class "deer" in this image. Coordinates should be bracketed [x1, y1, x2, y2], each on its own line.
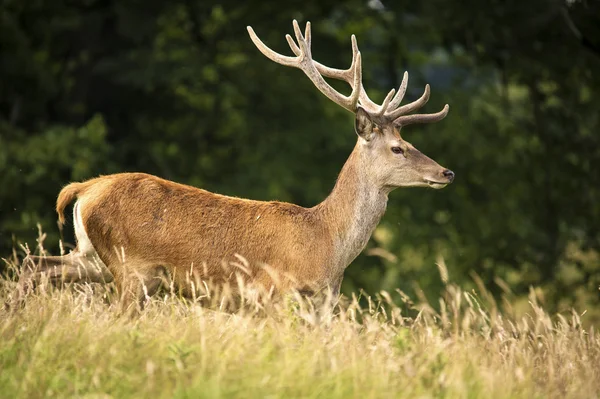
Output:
[18, 20, 454, 310]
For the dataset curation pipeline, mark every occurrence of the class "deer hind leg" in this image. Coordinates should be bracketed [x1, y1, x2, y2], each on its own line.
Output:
[20, 252, 113, 285]
[12, 251, 113, 308]
[17, 200, 113, 296]
[116, 264, 169, 315]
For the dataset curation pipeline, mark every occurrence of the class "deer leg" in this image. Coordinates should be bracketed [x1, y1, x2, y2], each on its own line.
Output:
[117, 265, 168, 315]
[11, 252, 113, 307]
[20, 252, 113, 285]
[329, 275, 343, 298]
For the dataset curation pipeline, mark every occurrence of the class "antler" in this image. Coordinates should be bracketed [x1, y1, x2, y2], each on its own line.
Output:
[247, 20, 449, 127]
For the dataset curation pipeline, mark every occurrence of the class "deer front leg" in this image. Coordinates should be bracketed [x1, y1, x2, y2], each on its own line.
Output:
[116, 264, 168, 315]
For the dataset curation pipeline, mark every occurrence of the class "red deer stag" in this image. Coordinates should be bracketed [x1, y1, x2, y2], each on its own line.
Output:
[20, 20, 454, 309]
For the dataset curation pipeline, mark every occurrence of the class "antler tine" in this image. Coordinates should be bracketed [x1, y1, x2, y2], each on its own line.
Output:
[304, 21, 311, 49]
[292, 20, 306, 54]
[394, 104, 450, 127]
[388, 71, 409, 110]
[375, 88, 396, 117]
[347, 37, 379, 112]
[286, 34, 301, 56]
[386, 84, 431, 120]
[247, 20, 362, 113]
[247, 26, 298, 67]
[350, 53, 363, 108]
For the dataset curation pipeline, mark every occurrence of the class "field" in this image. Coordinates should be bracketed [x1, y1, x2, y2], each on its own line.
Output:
[1, 257, 599, 399]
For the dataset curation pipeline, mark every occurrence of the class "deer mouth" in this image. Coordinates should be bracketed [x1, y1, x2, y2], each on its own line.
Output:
[425, 179, 448, 189]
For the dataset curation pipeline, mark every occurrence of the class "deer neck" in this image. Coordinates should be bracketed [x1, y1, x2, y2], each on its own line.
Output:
[315, 142, 389, 273]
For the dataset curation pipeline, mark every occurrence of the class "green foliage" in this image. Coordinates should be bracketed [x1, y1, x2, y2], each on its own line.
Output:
[0, 116, 111, 251]
[1, 0, 599, 315]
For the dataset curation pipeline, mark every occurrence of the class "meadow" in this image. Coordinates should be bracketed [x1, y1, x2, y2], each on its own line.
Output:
[1, 254, 599, 399]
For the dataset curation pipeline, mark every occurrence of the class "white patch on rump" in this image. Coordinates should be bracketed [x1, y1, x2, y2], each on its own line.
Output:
[73, 200, 99, 257]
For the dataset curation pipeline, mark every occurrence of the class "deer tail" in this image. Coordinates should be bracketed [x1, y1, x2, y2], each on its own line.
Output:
[56, 180, 96, 225]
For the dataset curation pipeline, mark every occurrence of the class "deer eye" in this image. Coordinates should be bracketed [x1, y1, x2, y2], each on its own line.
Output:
[391, 147, 404, 155]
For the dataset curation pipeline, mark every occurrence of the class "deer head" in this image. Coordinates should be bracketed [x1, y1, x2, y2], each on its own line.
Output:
[247, 20, 454, 191]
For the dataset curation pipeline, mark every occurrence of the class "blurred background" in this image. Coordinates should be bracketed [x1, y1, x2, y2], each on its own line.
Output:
[1, 0, 599, 320]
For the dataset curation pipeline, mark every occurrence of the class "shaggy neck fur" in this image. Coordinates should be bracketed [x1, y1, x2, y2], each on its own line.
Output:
[314, 142, 389, 277]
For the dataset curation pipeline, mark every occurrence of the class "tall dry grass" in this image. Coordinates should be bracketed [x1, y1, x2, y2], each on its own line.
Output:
[1, 250, 599, 398]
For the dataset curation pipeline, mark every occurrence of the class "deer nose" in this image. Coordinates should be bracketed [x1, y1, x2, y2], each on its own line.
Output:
[442, 169, 455, 182]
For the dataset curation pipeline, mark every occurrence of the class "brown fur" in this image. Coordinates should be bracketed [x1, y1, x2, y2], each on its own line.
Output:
[63, 172, 337, 303]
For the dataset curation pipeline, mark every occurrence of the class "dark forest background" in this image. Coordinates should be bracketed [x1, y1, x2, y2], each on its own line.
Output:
[1, 0, 599, 319]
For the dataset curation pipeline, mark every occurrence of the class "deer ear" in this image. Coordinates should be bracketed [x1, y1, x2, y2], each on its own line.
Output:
[355, 107, 375, 141]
